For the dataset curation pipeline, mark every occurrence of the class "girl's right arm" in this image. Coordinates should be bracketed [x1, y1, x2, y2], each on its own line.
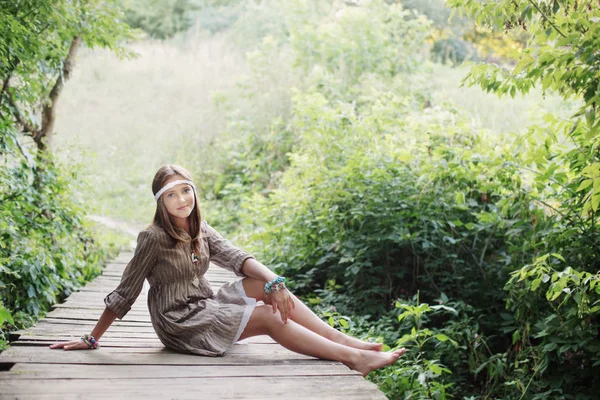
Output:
[50, 229, 158, 351]
[49, 307, 118, 350]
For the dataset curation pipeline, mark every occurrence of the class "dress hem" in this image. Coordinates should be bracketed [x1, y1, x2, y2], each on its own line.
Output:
[231, 278, 257, 346]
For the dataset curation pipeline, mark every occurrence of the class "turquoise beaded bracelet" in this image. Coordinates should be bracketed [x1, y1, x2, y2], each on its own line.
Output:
[265, 276, 287, 294]
[81, 333, 100, 349]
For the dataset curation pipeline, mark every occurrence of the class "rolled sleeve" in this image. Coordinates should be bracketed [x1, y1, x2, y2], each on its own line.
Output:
[203, 221, 254, 277]
[104, 229, 158, 319]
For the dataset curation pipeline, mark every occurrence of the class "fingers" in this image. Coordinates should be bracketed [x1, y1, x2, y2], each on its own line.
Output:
[49, 341, 73, 350]
[281, 307, 288, 324]
[49, 340, 89, 351]
[272, 291, 295, 324]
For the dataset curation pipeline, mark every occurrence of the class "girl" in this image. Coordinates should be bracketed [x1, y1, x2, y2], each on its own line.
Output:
[50, 164, 406, 377]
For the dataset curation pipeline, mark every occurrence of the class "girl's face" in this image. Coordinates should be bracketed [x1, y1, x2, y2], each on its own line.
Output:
[161, 175, 196, 225]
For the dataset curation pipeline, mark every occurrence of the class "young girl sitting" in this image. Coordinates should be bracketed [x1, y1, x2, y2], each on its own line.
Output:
[50, 164, 405, 377]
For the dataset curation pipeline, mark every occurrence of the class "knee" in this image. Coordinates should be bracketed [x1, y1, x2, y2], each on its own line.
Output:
[257, 304, 284, 331]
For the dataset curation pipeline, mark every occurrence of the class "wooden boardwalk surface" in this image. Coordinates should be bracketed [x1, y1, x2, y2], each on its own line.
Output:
[0, 252, 387, 399]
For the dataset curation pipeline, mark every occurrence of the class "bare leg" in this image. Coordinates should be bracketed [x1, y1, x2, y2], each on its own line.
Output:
[242, 277, 382, 351]
[238, 304, 405, 377]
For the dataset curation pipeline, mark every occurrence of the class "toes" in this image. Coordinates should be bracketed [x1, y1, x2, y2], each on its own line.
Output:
[394, 348, 406, 356]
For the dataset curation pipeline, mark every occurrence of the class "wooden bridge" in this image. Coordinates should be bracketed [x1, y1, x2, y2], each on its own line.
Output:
[0, 251, 387, 399]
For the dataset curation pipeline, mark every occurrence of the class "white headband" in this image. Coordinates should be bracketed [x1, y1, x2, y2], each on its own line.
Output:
[154, 180, 196, 201]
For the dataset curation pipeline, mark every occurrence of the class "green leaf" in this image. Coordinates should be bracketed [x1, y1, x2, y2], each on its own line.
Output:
[512, 330, 520, 344]
[428, 363, 443, 375]
[435, 333, 451, 342]
[577, 179, 592, 191]
[431, 305, 458, 315]
[592, 195, 600, 212]
[0, 308, 14, 326]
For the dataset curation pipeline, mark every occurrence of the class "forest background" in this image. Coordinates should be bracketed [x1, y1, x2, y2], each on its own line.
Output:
[1, 0, 599, 399]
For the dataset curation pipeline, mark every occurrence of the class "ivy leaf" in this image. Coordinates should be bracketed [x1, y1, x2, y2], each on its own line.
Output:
[577, 179, 592, 191]
[429, 363, 443, 375]
[0, 308, 14, 326]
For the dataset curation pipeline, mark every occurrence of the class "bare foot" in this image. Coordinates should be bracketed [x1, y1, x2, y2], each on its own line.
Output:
[346, 348, 406, 377]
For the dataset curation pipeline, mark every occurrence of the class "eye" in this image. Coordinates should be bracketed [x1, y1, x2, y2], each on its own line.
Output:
[184, 188, 192, 193]
[167, 192, 174, 198]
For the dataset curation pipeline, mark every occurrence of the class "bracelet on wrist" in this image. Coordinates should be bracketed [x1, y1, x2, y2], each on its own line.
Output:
[264, 276, 287, 294]
[80, 334, 100, 349]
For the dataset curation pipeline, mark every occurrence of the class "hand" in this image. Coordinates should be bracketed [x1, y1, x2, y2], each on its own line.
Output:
[49, 339, 94, 351]
[269, 288, 295, 324]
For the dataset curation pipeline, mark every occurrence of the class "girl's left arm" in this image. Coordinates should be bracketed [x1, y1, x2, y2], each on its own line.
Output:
[240, 258, 278, 283]
[241, 257, 295, 324]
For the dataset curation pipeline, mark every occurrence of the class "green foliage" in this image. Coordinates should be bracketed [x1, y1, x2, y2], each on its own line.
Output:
[0, 0, 135, 82]
[504, 255, 600, 398]
[118, 0, 198, 39]
[0, 0, 135, 150]
[0, 0, 136, 351]
[290, 1, 431, 89]
[442, 1, 600, 398]
[388, 296, 456, 399]
[243, 86, 546, 329]
[0, 157, 114, 345]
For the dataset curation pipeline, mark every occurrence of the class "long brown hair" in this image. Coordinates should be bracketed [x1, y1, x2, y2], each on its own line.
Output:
[151, 165, 202, 257]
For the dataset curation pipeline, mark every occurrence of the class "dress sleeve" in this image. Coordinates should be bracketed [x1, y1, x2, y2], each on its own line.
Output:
[203, 221, 254, 277]
[104, 229, 159, 319]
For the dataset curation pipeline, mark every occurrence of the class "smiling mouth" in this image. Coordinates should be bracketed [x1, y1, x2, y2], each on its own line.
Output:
[177, 206, 189, 210]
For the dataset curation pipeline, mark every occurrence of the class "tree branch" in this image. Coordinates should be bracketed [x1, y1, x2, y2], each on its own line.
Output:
[7, 92, 39, 135]
[39, 35, 82, 151]
[0, 58, 21, 110]
[14, 136, 28, 159]
[526, 0, 567, 38]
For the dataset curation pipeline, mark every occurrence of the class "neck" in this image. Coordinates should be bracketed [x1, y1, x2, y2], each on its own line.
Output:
[173, 217, 191, 235]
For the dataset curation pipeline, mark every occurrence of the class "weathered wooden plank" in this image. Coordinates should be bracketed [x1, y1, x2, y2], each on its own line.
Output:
[44, 310, 152, 323]
[36, 318, 152, 327]
[12, 333, 275, 343]
[14, 326, 158, 335]
[14, 330, 158, 338]
[11, 334, 276, 344]
[0, 376, 386, 400]
[0, 345, 318, 363]
[11, 341, 165, 348]
[1, 363, 359, 379]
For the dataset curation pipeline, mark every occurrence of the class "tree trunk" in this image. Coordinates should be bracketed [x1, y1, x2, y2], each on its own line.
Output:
[35, 36, 82, 152]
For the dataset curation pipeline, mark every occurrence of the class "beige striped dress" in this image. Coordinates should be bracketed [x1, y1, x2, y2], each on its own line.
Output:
[104, 221, 257, 357]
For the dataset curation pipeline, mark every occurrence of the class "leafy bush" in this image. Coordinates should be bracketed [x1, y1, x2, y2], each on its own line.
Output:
[0, 156, 115, 349]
